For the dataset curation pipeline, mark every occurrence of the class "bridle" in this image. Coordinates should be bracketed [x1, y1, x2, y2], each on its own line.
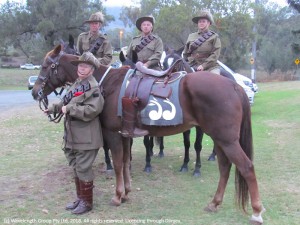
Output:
[37, 51, 71, 123]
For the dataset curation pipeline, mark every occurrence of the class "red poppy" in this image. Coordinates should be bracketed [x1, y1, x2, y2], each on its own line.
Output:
[74, 91, 84, 97]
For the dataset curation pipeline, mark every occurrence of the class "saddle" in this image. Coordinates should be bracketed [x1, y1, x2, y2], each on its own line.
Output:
[125, 60, 186, 111]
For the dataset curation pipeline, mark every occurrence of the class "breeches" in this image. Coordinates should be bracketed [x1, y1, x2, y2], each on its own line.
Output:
[64, 148, 99, 182]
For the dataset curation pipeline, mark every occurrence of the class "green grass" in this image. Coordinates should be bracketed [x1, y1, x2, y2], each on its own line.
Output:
[0, 68, 38, 90]
[0, 81, 300, 225]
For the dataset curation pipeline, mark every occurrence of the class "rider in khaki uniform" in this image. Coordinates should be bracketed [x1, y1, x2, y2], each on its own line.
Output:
[183, 10, 221, 74]
[77, 12, 112, 66]
[121, 15, 163, 138]
[45, 52, 104, 215]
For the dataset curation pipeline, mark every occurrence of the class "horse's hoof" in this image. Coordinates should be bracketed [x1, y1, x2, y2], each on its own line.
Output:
[110, 198, 121, 206]
[121, 195, 130, 203]
[208, 155, 216, 161]
[204, 203, 218, 213]
[250, 207, 266, 225]
[106, 164, 114, 171]
[143, 166, 152, 173]
[106, 169, 115, 179]
[158, 152, 164, 158]
[193, 171, 201, 177]
[179, 167, 188, 173]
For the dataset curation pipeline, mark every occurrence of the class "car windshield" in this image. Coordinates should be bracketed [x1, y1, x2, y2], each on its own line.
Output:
[217, 60, 235, 74]
[29, 76, 38, 82]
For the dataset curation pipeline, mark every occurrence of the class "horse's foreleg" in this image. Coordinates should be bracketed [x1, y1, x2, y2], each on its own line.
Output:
[205, 144, 231, 212]
[193, 127, 203, 177]
[180, 129, 191, 172]
[143, 136, 152, 173]
[122, 137, 132, 203]
[104, 131, 124, 206]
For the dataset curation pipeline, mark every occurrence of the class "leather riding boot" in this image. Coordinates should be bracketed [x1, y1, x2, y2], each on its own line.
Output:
[71, 180, 94, 215]
[65, 177, 81, 210]
[121, 97, 149, 138]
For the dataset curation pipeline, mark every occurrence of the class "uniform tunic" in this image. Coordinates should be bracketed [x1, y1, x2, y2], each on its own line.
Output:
[77, 31, 112, 65]
[183, 30, 221, 72]
[127, 34, 163, 70]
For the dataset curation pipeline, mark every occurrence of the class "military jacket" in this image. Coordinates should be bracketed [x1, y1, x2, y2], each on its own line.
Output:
[183, 30, 221, 71]
[77, 31, 112, 65]
[49, 75, 104, 150]
[127, 33, 163, 70]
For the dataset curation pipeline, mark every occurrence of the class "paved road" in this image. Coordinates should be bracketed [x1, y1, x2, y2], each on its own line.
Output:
[0, 90, 57, 111]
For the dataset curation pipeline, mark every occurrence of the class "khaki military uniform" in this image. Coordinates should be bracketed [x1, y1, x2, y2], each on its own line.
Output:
[127, 34, 163, 70]
[183, 30, 221, 72]
[77, 31, 112, 66]
[48, 75, 104, 181]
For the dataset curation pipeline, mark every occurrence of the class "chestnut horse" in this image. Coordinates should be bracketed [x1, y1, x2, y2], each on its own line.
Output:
[32, 45, 265, 224]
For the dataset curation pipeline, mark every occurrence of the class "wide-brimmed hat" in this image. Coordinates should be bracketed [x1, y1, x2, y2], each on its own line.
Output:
[71, 52, 98, 68]
[85, 11, 104, 24]
[192, 10, 214, 24]
[136, 15, 155, 31]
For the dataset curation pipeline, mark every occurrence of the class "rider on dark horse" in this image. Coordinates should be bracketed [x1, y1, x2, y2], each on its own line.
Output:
[121, 15, 164, 138]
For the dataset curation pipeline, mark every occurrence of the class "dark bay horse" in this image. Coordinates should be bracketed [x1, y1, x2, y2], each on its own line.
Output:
[32, 45, 265, 224]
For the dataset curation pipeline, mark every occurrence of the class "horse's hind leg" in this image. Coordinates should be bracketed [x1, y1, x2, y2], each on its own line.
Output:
[143, 136, 152, 173]
[103, 140, 113, 171]
[158, 137, 164, 157]
[193, 127, 203, 177]
[205, 144, 232, 212]
[180, 129, 191, 172]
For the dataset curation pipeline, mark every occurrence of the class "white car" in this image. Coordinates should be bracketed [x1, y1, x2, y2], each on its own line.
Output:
[217, 61, 255, 105]
[27, 75, 38, 90]
[20, 63, 41, 70]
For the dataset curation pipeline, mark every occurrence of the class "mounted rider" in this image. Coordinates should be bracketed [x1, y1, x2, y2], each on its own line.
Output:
[121, 15, 164, 138]
[183, 10, 221, 74]
[77, 11, 112, 66]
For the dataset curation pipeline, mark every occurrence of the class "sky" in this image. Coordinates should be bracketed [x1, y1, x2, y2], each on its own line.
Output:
[0, 0, 290, 7]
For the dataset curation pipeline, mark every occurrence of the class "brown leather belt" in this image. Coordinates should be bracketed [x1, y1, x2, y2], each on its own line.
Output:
[191, 53, 210, 59]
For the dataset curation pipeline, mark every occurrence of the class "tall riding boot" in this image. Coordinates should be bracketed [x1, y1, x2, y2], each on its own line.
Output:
[71, 180, 94, 215]
[121, 97, 149, 138]
[65, 177, 81, 210]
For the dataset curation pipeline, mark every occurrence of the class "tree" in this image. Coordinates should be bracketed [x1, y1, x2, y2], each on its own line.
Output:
[0, 0, 114, 60]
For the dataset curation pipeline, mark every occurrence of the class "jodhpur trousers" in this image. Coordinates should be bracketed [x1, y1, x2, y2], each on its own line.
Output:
[63, 148, 99, 182]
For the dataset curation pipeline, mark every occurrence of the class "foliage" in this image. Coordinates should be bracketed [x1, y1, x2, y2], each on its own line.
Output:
[0, 0, 299, 76]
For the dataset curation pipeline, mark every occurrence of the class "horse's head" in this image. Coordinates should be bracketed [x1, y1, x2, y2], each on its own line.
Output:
[31, 44, 79, 101]
[119, 50, 138, 69]
[163, 46, 193, 73]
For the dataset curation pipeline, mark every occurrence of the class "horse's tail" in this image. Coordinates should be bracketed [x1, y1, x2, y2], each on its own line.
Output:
[235, 88, 253, 213]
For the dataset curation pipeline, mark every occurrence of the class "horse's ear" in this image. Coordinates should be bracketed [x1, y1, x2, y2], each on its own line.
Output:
[132, 50, 138, 63]
[119, 51, 126, 62]
[54, 45, 62, 54]
[69, 34, 74, 46]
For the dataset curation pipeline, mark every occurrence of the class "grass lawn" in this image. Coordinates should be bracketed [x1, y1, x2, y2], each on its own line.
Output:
[0, 74, 299, 224]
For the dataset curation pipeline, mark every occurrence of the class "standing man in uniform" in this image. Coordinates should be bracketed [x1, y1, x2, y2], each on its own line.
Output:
[77, 11, 112, 66]
[121, 15, 163, 138]
[45, 52, 104, 215]
[183, 10, 221, 74]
